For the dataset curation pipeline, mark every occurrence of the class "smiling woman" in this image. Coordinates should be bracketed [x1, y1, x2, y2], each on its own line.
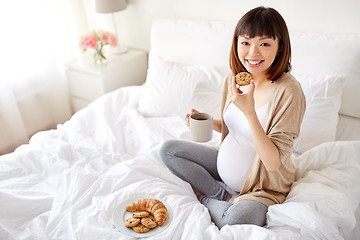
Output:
[160, 6, 306, 230]
[0, 0, 88, 154]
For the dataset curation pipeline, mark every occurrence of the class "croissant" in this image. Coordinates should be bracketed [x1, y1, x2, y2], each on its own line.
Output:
[126, 199, 167, 226]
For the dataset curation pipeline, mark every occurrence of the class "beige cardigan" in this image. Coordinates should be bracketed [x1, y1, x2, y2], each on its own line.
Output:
[220, 72, 306, 206]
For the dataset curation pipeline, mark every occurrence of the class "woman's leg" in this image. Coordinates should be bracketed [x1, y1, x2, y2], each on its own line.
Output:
[160, 140, 232, 201]
[199, 196, 268, 229]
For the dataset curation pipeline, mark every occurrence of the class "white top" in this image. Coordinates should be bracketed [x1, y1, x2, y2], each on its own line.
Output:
[217, 102, 268, 192]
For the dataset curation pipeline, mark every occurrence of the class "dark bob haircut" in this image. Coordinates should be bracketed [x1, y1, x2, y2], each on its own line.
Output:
[229, 6, 291, 82]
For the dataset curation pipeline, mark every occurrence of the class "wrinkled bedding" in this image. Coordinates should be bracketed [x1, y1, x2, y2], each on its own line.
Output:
[1, 86, 360, 240]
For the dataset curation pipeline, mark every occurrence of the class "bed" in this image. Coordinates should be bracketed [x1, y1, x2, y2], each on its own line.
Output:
[1, 19, 360, 240]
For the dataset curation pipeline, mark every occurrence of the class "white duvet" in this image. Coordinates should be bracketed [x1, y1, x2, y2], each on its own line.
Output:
[1, 86, 360, 240]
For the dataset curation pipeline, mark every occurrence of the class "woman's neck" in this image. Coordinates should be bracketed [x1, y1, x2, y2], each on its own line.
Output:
[252, 72, 283, 87]
[252, 73, 270, 87]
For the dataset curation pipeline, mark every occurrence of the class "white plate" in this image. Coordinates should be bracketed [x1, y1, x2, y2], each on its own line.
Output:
[113, 196, 172, 237]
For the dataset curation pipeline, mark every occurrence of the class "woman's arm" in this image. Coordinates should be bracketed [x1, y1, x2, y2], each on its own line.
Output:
[245, 111, 281, 171]
[230, 77, 281, 171]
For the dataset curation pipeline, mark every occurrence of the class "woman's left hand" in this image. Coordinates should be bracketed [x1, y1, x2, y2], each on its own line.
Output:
[230, 76, 256, 116]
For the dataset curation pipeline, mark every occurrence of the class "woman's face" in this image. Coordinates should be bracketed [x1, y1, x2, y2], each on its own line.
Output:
[237, 35, 279, 78]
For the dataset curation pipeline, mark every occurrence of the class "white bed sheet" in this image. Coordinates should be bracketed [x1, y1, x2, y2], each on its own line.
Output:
[1, 86, 360, 240]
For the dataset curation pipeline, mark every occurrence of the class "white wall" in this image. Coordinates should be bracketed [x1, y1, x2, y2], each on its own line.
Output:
[89, 0, 360, 52]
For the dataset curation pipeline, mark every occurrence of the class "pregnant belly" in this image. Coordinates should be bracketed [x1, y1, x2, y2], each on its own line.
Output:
[217, 134, 256, 192]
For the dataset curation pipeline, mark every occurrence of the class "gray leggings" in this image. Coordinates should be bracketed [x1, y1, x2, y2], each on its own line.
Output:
[159, 139, 268, 229]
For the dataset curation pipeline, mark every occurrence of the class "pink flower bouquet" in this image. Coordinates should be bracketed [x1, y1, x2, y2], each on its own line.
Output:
[79, 30, 118, 64]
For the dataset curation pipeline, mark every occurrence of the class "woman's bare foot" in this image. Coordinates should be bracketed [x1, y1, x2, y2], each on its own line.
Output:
[228, 194, 238, 204]
[193, 188, 202, 197]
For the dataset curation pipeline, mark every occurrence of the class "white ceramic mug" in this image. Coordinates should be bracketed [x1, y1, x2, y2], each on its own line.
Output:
[189, 113, 213, 142]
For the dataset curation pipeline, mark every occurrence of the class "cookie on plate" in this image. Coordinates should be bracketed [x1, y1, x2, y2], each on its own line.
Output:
[141, 217, 158, 229]
[132, 211, 149, 218]
[124, 217, 140, 227]
[132, 223, 150, 233]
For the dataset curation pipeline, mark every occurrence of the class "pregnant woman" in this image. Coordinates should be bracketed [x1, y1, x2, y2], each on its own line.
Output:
[160, 6, 306, 229]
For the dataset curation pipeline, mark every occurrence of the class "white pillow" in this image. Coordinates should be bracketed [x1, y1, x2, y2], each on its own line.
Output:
[137, 55, 227, 118]
[190, 86, 223, 119]
[293, 74, 345, 154]
[290, 32, 360, 118]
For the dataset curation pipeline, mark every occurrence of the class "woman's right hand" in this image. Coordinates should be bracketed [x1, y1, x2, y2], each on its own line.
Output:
[185, 109, 199, 127]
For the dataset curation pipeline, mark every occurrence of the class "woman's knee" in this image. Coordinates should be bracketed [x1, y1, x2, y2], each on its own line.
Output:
[159, 140, 181, 165]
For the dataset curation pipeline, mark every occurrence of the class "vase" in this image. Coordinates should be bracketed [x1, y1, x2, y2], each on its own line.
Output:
[94, 44, 107, 64]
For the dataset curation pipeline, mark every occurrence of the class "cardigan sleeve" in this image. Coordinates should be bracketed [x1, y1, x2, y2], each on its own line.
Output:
[266, 75, 306, 163]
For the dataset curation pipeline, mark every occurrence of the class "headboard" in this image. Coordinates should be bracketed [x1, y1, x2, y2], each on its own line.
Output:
[149, 19, 360, 142]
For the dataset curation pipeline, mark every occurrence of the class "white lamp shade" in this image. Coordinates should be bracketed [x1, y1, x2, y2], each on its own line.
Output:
[96, 0, 127, 13]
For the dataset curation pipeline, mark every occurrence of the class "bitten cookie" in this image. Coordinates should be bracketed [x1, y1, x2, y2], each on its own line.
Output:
[132, 223, 150, 233]
[124, 217, 140, 227]
[235, 72, 252, 86]
[132, 211, 149, 218]
[141, 217, 158, 229]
